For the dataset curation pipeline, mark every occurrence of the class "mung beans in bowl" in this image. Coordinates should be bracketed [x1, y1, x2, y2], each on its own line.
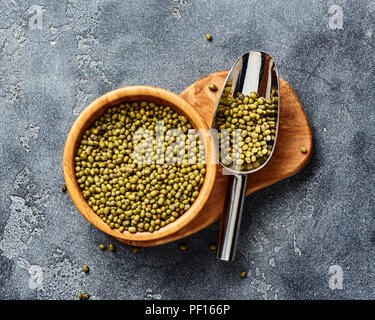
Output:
[63, 86, 216, 246]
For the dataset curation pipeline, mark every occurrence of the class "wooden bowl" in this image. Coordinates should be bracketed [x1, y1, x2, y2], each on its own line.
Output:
[63, 86, 216, 246]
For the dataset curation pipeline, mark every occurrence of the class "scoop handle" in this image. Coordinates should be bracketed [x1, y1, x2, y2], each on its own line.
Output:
[217, 174, 248, 261]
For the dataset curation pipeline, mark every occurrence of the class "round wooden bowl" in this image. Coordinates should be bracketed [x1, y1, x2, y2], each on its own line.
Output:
[63, 86, 216, 246]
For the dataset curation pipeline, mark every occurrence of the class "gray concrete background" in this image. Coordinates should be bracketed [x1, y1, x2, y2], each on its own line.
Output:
[0, 0, 374, 300]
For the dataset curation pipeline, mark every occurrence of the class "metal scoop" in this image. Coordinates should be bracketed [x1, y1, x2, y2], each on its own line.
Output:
[212, 51, 280, 261]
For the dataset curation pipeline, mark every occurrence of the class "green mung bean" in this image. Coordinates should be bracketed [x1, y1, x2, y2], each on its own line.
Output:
[82, 293, 90, 300]
[213, 82, 278, 171]
[75, 101, 206, 234]
[132, 246, 139, 253]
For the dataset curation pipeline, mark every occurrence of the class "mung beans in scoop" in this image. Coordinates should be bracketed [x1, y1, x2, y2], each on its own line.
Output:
[74, 102, 206, 233]
[213, 82, 278, 171]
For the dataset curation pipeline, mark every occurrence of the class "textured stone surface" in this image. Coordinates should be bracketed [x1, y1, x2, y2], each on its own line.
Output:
[0, 0, 374, 300]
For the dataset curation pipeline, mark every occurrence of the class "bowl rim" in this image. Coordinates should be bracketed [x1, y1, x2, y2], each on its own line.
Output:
[63, 85, 216, 242]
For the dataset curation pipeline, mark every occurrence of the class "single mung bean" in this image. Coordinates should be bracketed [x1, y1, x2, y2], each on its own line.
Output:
[132, 246, 139, 253]
[83, 293, 90, 300]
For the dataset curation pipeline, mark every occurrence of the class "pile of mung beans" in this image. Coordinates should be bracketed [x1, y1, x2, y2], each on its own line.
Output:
[213, 82, 278, 171]
[75, 102, 206, 233]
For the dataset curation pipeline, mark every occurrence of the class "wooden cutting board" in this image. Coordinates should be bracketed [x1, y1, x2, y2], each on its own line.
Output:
[120, 70, 313, 246]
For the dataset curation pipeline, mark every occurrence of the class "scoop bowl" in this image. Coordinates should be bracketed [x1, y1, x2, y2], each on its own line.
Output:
[212, 51, 280, 261]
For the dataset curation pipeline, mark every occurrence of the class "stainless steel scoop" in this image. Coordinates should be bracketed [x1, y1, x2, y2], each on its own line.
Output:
[212, 51, 280, 261]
